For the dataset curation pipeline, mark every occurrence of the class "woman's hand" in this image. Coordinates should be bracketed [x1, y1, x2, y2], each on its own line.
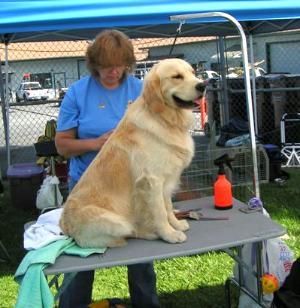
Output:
[95, 130, 114, 150]
[55, 129, 114, 158]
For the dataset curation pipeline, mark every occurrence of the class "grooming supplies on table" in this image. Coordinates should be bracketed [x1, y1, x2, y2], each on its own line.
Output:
[213, 154, 234, 210]
[174, 209, 229, 221]
[239, 197, 263, 214]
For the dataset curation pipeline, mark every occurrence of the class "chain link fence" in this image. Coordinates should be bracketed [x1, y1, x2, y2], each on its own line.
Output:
[1, 30, 300, 201]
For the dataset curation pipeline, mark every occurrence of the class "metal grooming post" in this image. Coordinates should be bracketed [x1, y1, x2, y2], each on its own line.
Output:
[170, 12, 260, 199]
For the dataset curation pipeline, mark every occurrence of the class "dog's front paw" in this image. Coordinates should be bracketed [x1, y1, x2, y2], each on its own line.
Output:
[175, 219, 190, 231]
[169, 214, 190, 231]
[163, 230, 187, 243]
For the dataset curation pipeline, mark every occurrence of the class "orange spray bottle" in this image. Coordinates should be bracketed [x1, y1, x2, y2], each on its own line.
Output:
[213, 154, 234, 210]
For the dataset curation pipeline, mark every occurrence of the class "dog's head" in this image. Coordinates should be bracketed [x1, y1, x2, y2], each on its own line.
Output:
[143, 58, 205, 111]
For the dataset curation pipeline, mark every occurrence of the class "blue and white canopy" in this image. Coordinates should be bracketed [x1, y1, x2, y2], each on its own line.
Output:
[0, 0, 300, 42]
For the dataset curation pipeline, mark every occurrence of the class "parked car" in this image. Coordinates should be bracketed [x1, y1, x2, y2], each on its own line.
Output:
[16, 82, 49, 102]
[226, 66, 266, 78]
[197, 70, 220, 81]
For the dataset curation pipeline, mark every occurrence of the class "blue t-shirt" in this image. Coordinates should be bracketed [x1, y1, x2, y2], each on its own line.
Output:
[56, 75, 142, 182]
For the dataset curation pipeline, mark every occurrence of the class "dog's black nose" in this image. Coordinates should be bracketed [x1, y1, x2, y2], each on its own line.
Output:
[196, 83, 206, 93]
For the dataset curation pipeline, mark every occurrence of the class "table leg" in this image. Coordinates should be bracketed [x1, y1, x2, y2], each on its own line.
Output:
[255, 241, 264, 305]
[48, 272, 77, 303]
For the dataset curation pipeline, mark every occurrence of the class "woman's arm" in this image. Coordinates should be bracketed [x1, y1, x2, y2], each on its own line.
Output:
[55, 128, 113, 158]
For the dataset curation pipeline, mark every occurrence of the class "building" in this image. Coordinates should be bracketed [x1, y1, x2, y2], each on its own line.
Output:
[1, 30, 300, 102]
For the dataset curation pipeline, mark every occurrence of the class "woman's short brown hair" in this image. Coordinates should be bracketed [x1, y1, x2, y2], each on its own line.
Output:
[86, 30, 136, 77]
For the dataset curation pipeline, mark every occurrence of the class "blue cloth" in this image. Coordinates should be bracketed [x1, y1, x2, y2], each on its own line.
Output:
[225, 133, 251, 147]
[15, 239, 106, 308]
[56, 74, 142, 182]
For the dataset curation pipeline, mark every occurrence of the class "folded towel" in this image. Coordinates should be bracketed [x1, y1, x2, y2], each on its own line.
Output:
[24, 208, 67, 250]
[15, 238, 106, 308]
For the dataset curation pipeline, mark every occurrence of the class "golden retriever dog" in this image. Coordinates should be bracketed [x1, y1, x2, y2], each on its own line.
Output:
[59, 58, 205, 248]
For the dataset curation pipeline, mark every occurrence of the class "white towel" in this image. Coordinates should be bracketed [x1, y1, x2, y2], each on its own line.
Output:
[24, 208, 68, 250]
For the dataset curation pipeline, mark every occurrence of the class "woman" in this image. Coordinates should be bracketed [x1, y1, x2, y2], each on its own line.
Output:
[55, 29, 160, 308]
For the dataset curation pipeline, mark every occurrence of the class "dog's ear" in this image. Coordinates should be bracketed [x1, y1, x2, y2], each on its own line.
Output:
[142, 67, 165, 113]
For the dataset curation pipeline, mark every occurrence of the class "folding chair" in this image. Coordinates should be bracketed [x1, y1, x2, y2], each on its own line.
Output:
[280, 113, 300, 167]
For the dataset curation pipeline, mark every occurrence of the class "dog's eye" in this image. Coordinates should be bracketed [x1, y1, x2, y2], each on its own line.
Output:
[172, 74, 183, 79]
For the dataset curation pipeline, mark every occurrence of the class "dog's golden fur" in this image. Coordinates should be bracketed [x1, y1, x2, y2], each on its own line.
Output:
[59, 58, 204, 248]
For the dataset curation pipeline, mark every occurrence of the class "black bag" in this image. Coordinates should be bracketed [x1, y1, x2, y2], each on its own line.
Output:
[216, 117, 249, 147]
[272, 258, 300, 308]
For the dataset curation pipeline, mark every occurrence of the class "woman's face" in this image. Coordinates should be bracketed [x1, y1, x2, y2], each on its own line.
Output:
[98, 65, 126, 89]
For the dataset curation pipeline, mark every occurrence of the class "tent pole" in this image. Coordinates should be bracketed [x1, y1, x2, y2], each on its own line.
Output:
[217, 36, 229, 127]
[170, 12, 260, 199]
[4, 43, 11, 168]
[0, 46, 11, 174]
[0, 63, 10, 173]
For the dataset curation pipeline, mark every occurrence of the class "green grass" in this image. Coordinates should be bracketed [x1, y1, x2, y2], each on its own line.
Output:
[0, 169, 300, 308]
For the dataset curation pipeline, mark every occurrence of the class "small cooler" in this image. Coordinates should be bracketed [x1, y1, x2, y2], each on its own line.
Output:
[7, 163, 44, 210]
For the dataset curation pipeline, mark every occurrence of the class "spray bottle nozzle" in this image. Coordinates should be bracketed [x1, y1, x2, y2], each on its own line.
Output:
[214, 154, 234, 174]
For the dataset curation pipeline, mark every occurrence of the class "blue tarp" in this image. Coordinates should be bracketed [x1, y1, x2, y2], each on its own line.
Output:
[1, 0, 300, 42]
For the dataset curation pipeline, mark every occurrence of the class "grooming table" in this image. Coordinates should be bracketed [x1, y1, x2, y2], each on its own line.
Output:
[45, 197, 285, 307]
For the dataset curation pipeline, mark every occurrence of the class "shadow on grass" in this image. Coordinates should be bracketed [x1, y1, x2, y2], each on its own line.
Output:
[0, 182, 38, 273]
[90, 284, 239, 308]
[159, 284, 239, 308]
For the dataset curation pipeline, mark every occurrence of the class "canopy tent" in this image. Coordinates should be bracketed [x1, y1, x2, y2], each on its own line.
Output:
[0, 0, 300, 42]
